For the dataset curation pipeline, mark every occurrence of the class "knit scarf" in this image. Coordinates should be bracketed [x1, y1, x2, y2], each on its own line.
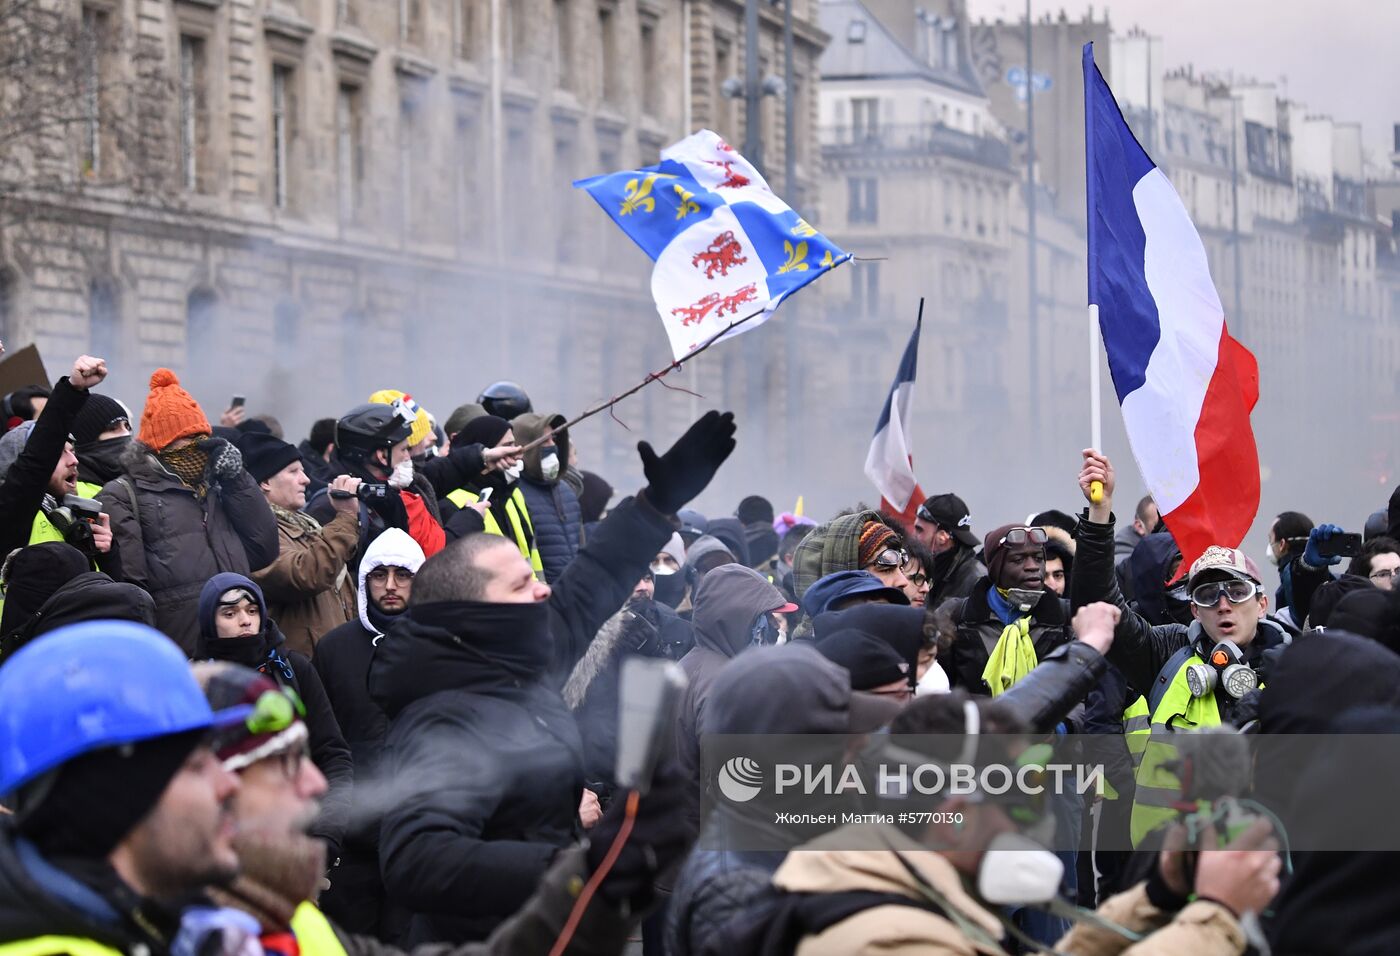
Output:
[206, 830, 326, 935]
[158, 443, 209, 493]
[981, 586, 1038, 697]
[272, 504, 323, 535]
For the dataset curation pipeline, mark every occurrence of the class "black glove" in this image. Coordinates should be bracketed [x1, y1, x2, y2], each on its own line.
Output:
[586, 761, 695, 908]
[197, 437, 244, 481]
[638, 411, 737, 515]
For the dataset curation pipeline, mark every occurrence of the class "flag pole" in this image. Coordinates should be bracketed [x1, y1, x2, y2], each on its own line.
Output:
[1083, 42, 1104, 503]
[1089, 304, 1102, 454]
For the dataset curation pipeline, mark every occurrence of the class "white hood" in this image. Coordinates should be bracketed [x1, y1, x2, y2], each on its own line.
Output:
[358, 528, 427, 636]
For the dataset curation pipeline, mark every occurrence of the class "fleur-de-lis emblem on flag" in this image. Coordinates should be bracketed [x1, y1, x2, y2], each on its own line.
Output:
[821, 249, 834, 268]
[778, 240, 810, 274]
[791, 218, 817, 238]
[674, 185, 701, 220]
[620, 174, 663, 216]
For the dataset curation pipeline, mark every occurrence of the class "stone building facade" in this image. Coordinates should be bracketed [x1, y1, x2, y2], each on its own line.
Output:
[0, 0, 830, 502]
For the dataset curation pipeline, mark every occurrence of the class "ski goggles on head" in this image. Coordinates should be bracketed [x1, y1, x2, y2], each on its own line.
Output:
[1190, 579, 1261, 608]
[245, 686, 306, 736]
[998, 527, 1048, 548]
[869, 547, 910, 569]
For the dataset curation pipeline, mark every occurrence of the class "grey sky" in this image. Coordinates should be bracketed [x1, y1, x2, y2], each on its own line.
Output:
[967, 0, 1400, 160]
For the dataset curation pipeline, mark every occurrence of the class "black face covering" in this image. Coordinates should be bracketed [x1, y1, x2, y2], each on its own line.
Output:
[410, 599, 552, 679]
[199, 632, 268, 667]
[76, 436, 131, 486]
[652, 571, 687, 608]
[366, 597, 406, 636]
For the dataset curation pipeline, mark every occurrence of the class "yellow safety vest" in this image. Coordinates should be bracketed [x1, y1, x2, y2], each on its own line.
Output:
[27, 482, 105, 546]
[1124, 655, 1222, 846]
[445, 486, 544, 578]
[290, 902, 350, 956]
[0, 936, 124, 956]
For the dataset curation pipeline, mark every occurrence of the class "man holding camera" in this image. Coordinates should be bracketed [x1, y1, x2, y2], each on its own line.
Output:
[0, 355, 117, 572]
[1073, 450, 1291, 846]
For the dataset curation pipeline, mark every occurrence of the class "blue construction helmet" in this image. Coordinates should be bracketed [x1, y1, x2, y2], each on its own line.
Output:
[0, 620, 252, 796]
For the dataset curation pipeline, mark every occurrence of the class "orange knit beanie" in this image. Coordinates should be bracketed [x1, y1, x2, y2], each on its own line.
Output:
[138, 368, 211, 451]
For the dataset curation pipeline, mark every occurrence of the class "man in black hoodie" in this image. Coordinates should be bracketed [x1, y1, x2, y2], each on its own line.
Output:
[370, 411, 736, 944]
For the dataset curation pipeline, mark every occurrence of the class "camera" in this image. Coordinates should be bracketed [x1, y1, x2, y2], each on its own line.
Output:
[47, 495, 104, 560]
[329, 482, 389, 501]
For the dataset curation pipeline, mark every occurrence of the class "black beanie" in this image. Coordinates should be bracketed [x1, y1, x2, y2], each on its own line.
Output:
[70, 392, 130, 448]
[1330, 588, 1392, 646]
[815, 628, 911, 691]
[18, 731, 206, 859]
[236, 431, 302, 484]
[737, 495, 775, 525]
[578, 470, 614, 525]
[456, 415, 512, 449]
[0, 543, 92, 641]
[1309, 574, 1374, 629]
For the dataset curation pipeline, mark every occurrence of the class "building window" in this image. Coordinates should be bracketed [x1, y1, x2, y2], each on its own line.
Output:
[399, 94, 418, 234]
[89, 279, 121, 362]
[455, 111, 480, 245]
[337, 0, 356, 27]
[455, 0, 479, 59]
[399, 0, 423, 46]
[599, 6, 619, 105]
[714, 37, 733, 133]
[505, 0, 526, 76]
[178, 35, 208, 192]
[555, 133, 578, 263]
[554, 0, 573, 88]
[274, 300, 301, 350]
[337, 84, 364, 225]
[847, 177, 877, 224]
[0, 268, 15, 345]
[80, 7, 112, 177]
[640, 21, 659, 115]
[506, 124, 532, 252]
[851, 97, 878, 142]
[187, 288, 219, 358]
[271, 66, 296, 210]
[854, 262, 880, 317]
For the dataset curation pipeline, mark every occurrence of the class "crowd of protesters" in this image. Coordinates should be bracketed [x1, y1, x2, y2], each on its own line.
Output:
[2, 351, 1400, 955]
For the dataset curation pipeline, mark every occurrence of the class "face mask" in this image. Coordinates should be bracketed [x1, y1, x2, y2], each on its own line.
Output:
[1265, 539, 1280, 567]
[503, 461, 524, 482]
[652, 570, 687, 608]
[77, 435, 131, 484]
[976, 831, 1065, 905]
[1185, 641, 1258, 699]
[916, 661, 950, 696]
[388, 458, 415, 489]
[1004, 587, 1045, 612]
[539, 447, 560, 482]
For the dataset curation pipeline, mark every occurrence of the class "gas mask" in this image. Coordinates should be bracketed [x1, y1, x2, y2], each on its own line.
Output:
[503, 461, 524, 482]
[1004, 588, 1045, 613]
[1185, 641, 1258, 700]
[387, 458, 416, 489]
[539, 445, 560, 482]
[976, 831, 1066, 906]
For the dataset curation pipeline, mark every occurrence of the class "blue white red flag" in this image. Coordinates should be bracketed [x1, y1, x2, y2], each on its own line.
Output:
[575, 130, 850, 361]
[1084, 43, 1260, 571]
[864, 315, 924, 525]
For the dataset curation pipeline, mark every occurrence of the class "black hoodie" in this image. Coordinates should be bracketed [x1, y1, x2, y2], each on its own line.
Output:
[369, 599, 581, 945]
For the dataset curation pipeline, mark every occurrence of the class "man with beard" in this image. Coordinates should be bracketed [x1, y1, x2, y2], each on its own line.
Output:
[371, 411, 735, 943]
[312, 529, 427, 937]
[938, 524, 1072, 696]
[0, 620, 251, 956]
[0, 355, 116, 567]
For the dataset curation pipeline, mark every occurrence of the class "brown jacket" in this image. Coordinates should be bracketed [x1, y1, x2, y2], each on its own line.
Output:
[251, 507, 358, 658]
[772, 823, 1246, 956]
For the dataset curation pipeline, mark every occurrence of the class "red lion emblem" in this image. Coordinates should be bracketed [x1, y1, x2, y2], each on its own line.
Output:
[671, 284, 759, 326]
[716, 139, 736, 153]
[691, 231, 748, 279]
[706, 160, 750, 189]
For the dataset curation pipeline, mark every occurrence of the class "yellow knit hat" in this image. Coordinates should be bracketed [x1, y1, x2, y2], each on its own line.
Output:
[368, 389, 432, 447]
[139, 368, 211, 451]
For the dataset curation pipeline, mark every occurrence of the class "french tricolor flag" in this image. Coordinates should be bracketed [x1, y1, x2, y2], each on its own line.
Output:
[864, 314, 924, 526]
[1084, 43, 1260, 572]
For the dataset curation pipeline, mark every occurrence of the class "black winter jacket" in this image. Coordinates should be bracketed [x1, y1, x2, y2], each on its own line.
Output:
[98, 443, 278, 654]
[0, 571, 155, 660]
[1071, 515, 1289, 725]
[0, 378, 88, 558]
[938, 581, 1073, 695]
[517, 477, 582, 584]
[0, 826, 184, 956]
[925, 543, 986, 607]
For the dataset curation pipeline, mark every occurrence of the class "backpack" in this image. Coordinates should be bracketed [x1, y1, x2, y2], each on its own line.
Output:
[697, 886, 948, 956]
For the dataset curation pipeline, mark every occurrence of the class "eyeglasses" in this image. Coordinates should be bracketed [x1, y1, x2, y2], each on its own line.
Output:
[1370, 568, 1398, 583]
[275, 742, 311, 782]
[871, 686, 912, 703]
[997, 527, 1047, 547]
[869, 548, 909, 569]
[246, 687, 306, 736]
[1190, 579, 1260, 608]
[905, 570, 929, 586]
[367, 566, 415, 585]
